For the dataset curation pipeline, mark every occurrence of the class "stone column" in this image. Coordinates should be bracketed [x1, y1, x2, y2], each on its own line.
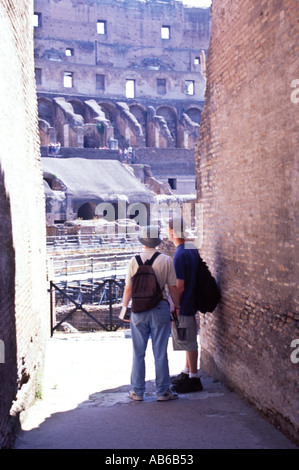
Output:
[63, 124, 70, 147]
[76, 126, 84, 148]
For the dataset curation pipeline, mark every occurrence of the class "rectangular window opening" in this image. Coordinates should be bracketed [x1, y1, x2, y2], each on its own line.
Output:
[64, 72, 73, 88]
[185, 80, 195, 96]
[33, 12, 42, 28]
[35, 68, 42, 85]
[96, 74, 105, 91]
[126, 79, 135, 98]
[157, 78, 166, 95]
[65, 48, 74, 57]
[161, 26, 170, 39]
[168, 178, 177, 190]
[97, 20, 107, 35]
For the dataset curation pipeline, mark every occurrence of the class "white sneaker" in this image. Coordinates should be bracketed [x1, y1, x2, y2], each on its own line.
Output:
[128, 390, 143, 401]
[157, 388, 178, 401]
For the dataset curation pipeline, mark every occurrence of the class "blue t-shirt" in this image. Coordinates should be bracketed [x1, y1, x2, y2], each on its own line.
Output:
[173, 243, 199, 316]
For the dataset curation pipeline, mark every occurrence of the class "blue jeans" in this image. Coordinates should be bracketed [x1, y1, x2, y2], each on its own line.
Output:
[130, 300, 171, 397]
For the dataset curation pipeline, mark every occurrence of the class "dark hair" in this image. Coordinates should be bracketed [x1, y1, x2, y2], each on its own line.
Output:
[168, 217, 186, 239]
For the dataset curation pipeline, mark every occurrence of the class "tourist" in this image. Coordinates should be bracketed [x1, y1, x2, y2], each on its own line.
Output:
[167, 217, 203, 393]
[122, 225, 181, 401]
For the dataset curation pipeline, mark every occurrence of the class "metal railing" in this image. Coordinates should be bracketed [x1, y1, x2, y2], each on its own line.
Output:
[50, 252, 136, 281]
[49, 278, 126, 335]
[46, 232, 140, 251]
[47, 232, 137, 334]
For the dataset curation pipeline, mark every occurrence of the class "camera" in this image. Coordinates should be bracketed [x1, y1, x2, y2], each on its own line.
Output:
[119, 305, 131, 321]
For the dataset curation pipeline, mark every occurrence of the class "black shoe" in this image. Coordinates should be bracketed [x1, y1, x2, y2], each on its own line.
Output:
[170, 372, 189, 385]
[174, 377, 203, 393]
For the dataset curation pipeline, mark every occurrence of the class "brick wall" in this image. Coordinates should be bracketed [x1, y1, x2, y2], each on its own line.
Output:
[0, 1, 48, 448]
[196, 0, 299, 443]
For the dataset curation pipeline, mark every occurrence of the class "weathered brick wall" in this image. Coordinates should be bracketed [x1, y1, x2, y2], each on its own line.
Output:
[196, 0, 299, 443]
[0, 0, 48, 448]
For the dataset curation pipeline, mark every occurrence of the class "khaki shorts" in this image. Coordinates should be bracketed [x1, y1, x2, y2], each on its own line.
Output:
[171, 315, 198, 351]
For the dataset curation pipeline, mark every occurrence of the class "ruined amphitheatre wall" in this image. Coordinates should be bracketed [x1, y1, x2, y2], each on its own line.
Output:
[34, 0, 210, 101]
[34, 0, 210, 150]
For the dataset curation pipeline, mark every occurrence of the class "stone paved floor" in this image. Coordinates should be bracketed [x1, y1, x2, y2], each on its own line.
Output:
[14, 332, 298, 450]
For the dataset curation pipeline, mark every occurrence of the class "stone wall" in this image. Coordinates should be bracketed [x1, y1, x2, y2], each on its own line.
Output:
[40, 146, 120, 160]
[34, 0, 210, 100]
[135, 147, 196, 194]
[55, 304, 125, 333]
[0, 0, 48, 448]
[196, 0, 299, 443]
[34, 0, 210, 150]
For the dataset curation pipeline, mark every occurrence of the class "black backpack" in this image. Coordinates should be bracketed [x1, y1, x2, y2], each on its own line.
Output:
[131, 252, 163, 313]
[194, 254, 221, 314]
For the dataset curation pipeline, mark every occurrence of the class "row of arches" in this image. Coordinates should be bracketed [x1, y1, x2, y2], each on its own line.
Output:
[38, 96, 202, 150]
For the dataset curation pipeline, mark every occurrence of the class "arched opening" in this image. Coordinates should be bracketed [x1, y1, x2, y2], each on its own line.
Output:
[84, 134, 98, 148]
[98, 102, 117, 124]
[129, 104, 147, 140]
[38, 98, 55, 127]
[77, 202, 95, 220]
[185, 107, 202, 124]
[99, 102, 125, 147]
[68, 99, 85, 121]
[156, 106, 177, 145]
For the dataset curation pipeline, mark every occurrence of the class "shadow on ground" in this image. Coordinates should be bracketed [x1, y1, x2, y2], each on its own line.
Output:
[14, 374, 298, 450]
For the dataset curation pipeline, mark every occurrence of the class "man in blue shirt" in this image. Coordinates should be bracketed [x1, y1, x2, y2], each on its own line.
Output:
[168, 217, 203, 393]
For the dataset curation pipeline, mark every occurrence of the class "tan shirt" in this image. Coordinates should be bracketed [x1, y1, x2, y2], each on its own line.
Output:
[125, 248, 177, 300]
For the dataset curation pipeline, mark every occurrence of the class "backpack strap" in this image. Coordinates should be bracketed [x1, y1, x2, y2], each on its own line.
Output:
[135, 255, 143, 266]
[135, 252, 160, 267]
[145, 251, 160, 266]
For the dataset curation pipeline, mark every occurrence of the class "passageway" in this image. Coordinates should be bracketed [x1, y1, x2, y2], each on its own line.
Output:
[14, 333, 297, 450]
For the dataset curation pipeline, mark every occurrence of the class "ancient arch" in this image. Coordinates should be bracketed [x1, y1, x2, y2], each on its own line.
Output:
[185, 106, 202, 124]
[100, 101, 131, 148]
[68, 99, 86, 121]
[52, 97, 84, 147]
[98, 101, 117, 124]
[38, 97, 55, 127]
[156, 105, 178, 146]
[129, 103, 147, 142]
[77, 202, 95, 220]
[37, 98, 57, 146]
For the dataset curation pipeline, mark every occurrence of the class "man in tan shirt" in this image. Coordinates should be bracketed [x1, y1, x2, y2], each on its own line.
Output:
[122, 225, 180, 401]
